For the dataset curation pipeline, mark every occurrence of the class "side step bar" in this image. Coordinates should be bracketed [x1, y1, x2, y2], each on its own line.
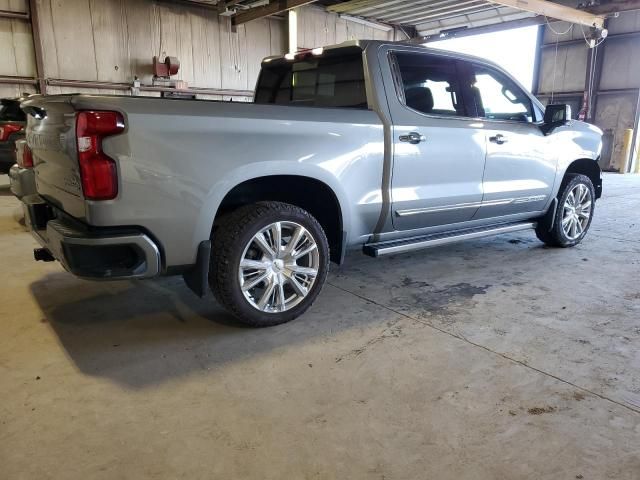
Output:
[363, 222, 536, 258]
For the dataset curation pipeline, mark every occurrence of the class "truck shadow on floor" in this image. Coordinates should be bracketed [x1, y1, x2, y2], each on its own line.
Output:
[29, 232, 568, 390]
[29, 269, 390, 389]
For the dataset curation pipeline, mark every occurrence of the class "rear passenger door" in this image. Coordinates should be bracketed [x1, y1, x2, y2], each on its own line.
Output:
[460, 62, 557, 219]
[388, 51, 487, 231]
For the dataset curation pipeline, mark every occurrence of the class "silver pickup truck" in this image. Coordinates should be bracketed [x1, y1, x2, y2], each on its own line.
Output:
[17, 40, 603, 327]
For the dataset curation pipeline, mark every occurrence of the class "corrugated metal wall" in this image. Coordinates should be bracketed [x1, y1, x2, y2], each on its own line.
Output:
[537, 11, 640, 172]
[0, 0, 395, 101]
[297, 5, 395, 48]
[0, 0, 36, 97]
[39, 0, 283, 94]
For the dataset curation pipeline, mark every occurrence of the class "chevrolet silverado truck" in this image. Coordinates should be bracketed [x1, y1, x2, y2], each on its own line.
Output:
[17, 40, 603, 327]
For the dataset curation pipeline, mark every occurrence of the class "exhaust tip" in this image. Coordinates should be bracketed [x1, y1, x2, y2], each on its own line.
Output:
[34, 248, 55, 262]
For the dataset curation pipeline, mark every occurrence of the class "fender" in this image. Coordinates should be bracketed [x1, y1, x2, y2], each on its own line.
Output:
[191, 161, 352, 257]
[547, 121, 603, 202]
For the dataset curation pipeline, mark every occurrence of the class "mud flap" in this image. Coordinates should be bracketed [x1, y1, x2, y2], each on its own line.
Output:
[183, 240, 211, 298]
[538, 198, 558, 232]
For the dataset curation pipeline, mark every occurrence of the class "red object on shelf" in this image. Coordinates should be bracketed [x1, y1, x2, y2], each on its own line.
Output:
[153, 56, 180, 77]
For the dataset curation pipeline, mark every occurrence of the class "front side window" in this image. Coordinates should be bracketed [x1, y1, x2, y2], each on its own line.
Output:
[254, 49, 368, 109]
[394, 52, 465, 117]
[468, 64, 534, 122]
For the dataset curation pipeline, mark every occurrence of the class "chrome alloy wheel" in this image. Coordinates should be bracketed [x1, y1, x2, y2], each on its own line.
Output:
[562, 183, 593, 241]
[238, 221, 320, 313]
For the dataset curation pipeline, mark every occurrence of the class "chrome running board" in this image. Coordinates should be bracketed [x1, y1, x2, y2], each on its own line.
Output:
[363, 222, 536, 258]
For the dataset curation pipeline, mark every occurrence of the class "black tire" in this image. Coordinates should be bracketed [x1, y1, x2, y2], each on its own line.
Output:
[535, 173, 596, 247]
[209, 201, 330, 327]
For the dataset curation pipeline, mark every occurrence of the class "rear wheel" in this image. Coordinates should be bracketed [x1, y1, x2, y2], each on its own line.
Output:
[209, 201, 329, 327]
[536, 174, 595, 247]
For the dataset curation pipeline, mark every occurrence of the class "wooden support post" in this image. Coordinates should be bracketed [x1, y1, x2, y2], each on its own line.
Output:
[28, 0, 46, 94]
[288, 9, 297, 53]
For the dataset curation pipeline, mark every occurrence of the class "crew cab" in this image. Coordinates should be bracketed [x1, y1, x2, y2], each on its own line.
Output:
[17, 40, 603, 326]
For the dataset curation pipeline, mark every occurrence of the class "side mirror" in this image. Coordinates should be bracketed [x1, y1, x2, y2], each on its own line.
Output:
[542, 104, 571, 135]
[544, 103, 571, 125]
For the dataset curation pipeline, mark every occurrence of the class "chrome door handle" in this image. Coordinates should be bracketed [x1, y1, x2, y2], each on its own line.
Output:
[490, 134, 508, 145]
[399, 132, 426, 144]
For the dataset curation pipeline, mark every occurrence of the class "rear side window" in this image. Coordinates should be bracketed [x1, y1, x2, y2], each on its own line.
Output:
[254, 50, 368, 109]
[393, 52, 465, 117]
[0, 100, 25, 122]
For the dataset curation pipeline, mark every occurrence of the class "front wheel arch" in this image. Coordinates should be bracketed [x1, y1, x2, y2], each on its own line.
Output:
[536, 173, 595, 247]
[563, 158, 602, 199]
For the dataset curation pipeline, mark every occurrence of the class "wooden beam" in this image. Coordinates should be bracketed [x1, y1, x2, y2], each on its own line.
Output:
[418, 15, 548, 42]
[0, 75, 37, 85]
[28, 0, 47, 94]
[0, 9, 29, 20]
[488, 0, 604, 29]
[232, 0, 317, 26]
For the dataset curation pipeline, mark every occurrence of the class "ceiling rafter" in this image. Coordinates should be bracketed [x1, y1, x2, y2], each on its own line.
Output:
[488, 0, 604, 29]
[232, 0, 318, 25]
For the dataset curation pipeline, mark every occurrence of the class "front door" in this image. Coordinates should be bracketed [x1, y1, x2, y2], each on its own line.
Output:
[462, 62, 557, 219]
[388, 51, 487, 231]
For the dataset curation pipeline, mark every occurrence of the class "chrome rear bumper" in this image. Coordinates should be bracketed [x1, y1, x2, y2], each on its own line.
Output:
[23, 195, 161, 280]
[9, 164, 36, 199]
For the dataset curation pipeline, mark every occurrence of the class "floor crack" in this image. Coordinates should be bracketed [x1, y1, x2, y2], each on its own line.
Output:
[327, 281, 640, 416]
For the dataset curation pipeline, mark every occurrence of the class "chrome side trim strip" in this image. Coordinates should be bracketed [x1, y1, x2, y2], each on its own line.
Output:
[396, 198, 511, 217]
[368, 222, 536, 257]
[513, 195, 547, 204]
[396, 195, 547, 217]
[396, 201, 481, 217]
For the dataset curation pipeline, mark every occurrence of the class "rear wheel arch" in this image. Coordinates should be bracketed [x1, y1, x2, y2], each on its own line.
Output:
[214, 175, 346, 264]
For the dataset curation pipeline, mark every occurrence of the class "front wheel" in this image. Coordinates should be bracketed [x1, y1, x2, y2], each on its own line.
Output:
[209, 201, 330, 327]
[536, 174, 595, 247]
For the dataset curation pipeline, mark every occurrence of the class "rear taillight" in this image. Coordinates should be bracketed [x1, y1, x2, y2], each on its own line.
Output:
[20, 144, 34, 168]
[0, 123, 23, 141]
[76, 111, 125, 200]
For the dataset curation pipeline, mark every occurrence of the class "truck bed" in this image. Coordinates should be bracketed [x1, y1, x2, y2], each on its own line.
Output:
[22, 94, 386, 267]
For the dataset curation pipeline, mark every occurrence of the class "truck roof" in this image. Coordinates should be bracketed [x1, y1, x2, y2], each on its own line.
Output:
[261, 39, 504, 71]
[260, 39, 535, 103]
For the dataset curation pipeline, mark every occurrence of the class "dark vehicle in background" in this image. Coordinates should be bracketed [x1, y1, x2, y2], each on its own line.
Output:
[0, 95, 30, 174]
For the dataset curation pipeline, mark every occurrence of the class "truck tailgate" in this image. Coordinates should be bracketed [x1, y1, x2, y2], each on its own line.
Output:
[22, 95, 85, 219]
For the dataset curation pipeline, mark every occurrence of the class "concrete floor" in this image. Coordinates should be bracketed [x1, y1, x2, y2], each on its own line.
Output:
[1, 174, 639, 479]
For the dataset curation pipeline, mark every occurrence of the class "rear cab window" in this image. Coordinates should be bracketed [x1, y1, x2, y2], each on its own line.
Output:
[254, 47, 368, 109]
